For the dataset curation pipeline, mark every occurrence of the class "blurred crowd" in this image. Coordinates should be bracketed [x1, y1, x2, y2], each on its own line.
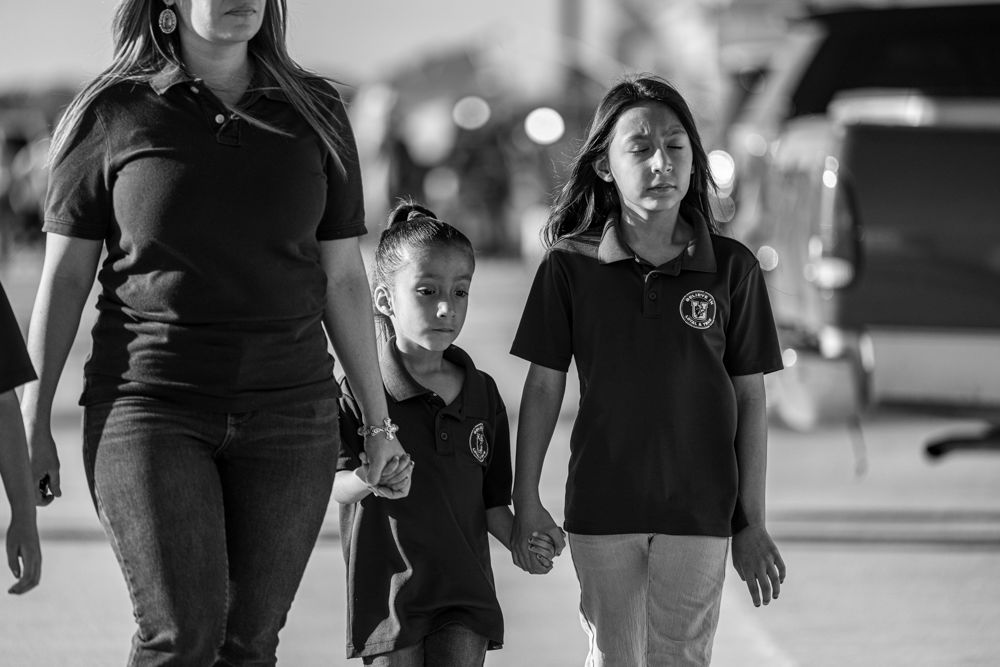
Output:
[0, 0, 790, 261]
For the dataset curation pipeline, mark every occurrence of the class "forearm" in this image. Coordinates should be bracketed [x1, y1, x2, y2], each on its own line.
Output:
[512, 364, 566, 505]
[486, 506, 514, 550]
[0, 392, 35, 514]
[732, 373, 768, 526]
[332, 469, 372, 504]
[320, 240, 389, 427]
[21, 235, 100, 426]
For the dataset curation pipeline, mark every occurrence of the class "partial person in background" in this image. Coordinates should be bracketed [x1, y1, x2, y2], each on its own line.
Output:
[333, 201, 557, 666]
[509, 74, 786, 666]
[0, 280, 41, 595]
[21, 0, 406, 664]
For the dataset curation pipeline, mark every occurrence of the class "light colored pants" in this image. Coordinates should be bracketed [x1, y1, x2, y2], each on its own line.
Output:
[568, 533, 729, 667]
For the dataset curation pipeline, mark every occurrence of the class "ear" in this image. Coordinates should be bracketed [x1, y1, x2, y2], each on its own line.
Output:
[374, 285, 393, 317]
[592, 156, 613, 183]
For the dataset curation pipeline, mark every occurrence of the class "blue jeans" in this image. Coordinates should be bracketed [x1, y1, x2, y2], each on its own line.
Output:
[361, 624, 488, 667]
[569, 533, 729, 667]
[83, 396, 338, 666]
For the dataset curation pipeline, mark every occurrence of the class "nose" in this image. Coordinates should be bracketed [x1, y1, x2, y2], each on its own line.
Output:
[651, 147, 673, 174]
[436, 299, 453, 318]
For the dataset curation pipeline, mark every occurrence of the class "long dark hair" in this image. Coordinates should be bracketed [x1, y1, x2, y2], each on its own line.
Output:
[543, 74, 718, 247]
[372, 199, 475, 341]
[50, 0, 349, 173]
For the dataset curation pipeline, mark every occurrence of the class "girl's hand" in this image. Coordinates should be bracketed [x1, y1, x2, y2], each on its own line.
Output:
[6, 511, 41, 594]
[527, 531, 560, 571]
[511, 501, 565, 574]
[732, 525, 786, 607]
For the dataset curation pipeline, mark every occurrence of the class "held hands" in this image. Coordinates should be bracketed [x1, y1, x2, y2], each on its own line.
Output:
[355, 450, 414, 500]
[511, 501, 566, 575]
[732, 524, 786, 607]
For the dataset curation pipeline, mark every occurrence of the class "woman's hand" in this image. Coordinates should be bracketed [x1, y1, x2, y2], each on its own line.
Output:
[357, 451, 414, 500]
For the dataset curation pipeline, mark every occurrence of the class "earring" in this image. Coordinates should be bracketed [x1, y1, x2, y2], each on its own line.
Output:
[158, 4, 177, 34]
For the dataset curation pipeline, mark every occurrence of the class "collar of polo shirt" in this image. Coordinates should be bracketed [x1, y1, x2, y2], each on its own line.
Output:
[378, 337, 492, 421]
[148, 60, 289, 104]
[597, 207, 718, 273]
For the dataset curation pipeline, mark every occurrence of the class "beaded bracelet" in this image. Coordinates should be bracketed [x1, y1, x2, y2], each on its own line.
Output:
[357, 417, 400, 441]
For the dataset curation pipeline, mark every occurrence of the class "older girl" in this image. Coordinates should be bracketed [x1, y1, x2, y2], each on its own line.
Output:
[510, 75, 787, 666]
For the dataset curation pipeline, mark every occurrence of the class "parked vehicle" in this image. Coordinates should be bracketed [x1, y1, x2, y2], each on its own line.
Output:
[725, 3, 1000, 452]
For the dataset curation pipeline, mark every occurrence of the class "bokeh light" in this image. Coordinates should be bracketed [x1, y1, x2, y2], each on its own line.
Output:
[524, 107, 565, 145]
[452, 96, 491, 131]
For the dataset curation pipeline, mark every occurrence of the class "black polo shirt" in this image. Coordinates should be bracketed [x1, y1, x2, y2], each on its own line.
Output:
[511, 210, 782, 537]
[42, 64, 366, 411]
[337, 339, 511, 658]
[0, 282, 36, 394]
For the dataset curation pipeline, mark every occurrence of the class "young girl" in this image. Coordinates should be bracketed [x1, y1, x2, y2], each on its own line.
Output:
[334, 201, 556, 666]
[509, 74, 787, 665]
[0, 280, 41, 595]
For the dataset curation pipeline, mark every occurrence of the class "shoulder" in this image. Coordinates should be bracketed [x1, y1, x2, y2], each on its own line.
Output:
[300, 75, 347, 110]
[548, 229, 602, 261]
[711, 233, 761, 273]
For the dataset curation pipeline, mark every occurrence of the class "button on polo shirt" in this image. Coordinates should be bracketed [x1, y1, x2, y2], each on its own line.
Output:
[512, 209, 782, 537]
[337, 339, 511, 658]
[43, 64, 366, 411]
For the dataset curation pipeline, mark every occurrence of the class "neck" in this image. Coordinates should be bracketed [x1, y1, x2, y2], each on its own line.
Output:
[618, 205, 684, 250]
[180, 41, 252, 106]
[395, 340, 447, 377]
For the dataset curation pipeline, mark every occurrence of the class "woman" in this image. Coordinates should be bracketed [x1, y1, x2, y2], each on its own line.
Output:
[21, 1, 407, 663]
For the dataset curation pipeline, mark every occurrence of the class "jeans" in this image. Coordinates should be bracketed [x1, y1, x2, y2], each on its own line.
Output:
[83, 396, 338, 666]
[361, 624, 488, 667]
[568, 533, 729, 667]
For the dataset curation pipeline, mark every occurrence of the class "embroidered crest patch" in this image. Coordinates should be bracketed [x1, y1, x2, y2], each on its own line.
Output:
[469, 423, 488, 463]
[679, 290, 717, 330]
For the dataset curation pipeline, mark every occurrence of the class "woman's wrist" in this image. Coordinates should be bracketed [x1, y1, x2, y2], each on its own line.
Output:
[357, 416, 399, 441]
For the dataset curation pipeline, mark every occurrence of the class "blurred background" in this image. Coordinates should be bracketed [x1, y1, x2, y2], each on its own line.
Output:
[2, 0, 1000, 665]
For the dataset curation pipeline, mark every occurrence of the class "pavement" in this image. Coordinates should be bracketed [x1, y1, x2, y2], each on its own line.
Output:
[2, 249, 1000, 666]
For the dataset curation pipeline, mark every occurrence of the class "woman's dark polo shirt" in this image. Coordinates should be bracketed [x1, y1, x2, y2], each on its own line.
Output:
[511, 211, 782, 537]
[1, 283, 36, 394]
[42, 65, 365, 411]
[337, 339, 512, 658]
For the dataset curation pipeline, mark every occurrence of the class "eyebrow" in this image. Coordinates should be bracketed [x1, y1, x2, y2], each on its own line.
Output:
[621, 125, 687, 141]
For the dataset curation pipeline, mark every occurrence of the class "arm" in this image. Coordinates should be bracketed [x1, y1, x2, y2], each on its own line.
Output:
[511, 363, 567, 574]
[731, 372, 786, 607]
[319, 238, 408, 488]
[0, 390, 41, 594]
[21, 234, 102, 504]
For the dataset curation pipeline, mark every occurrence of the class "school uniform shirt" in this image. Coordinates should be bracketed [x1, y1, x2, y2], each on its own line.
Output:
[0, 283, 36, 394]
[511, 208, 783, 538]
[42, 63, 365, 411]
[337, 339, 512, 659]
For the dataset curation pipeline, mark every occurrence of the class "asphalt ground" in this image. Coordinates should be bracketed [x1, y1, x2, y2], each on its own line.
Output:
[2, 248, 999, 666]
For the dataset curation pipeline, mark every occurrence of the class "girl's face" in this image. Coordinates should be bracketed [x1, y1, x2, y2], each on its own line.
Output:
[377, 245, 474, 355]
[596, 101, 693, 219]
[172, 0, 266, 47]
